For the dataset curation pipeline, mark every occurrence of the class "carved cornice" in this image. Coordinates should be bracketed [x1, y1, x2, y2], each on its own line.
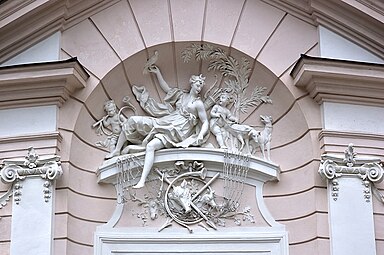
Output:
[310, 0, 384, 58]
[291, 55, 384, 106]
[0, 57, 88, 109]
[0, 131, 63, 144]
[318, 130, 384, 142]
[97, 148, 280, 185]
[263, 0, 384, 58]
[0, 0, 67, 63]
[0, 132, 63, 161]
[1, 0, 383, 63]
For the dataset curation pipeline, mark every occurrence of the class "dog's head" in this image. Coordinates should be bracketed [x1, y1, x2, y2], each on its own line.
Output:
[260, 115, 273, 124]
[248, 129, 260, 139]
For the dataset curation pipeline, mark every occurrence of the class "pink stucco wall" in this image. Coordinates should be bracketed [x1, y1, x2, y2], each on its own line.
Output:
[1, 1, 383, 255]
[58, 1, 322, 254]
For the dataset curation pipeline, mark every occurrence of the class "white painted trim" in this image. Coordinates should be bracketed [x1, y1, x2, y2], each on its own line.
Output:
[255, 181, 283, 228]
[291, 55, 384, 107]
[94, 227, 289, 255]
[97, 148, 280, 184]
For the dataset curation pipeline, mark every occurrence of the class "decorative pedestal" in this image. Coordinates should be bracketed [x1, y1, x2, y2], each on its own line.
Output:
[95, 148, 288, 255]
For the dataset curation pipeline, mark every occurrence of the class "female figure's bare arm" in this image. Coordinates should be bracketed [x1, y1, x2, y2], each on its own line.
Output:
[148, 65, 171, 93]
[195, 101, 209, 143]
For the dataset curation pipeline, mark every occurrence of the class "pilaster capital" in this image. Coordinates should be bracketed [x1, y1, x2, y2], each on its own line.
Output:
[1, 147, 62, 183]
[319, 143, 384, 202]
[319, 143, 383, 183]
[0, 147, 62, 206]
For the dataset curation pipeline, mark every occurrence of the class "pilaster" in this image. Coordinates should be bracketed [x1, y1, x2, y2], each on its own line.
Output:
[319, 144, 383, 255]
[291, 55, 384, 254]
[0, 147, 63, 255]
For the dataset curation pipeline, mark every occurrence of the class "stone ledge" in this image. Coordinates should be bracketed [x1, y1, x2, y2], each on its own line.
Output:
[97, 147, 280, 185]
[95, 227, 289, 255]
[0, 132, 62, 159]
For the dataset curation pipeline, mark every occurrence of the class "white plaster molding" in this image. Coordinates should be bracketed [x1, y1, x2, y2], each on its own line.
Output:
[95, 148, 287, 254]
[0, 147, 63, 205]
[0, 58, 88, 109]
[97, 148, 280, 185]
[291, 55, 384, 106]
[98, 148, 281, 229]
[319, 144, 383, 185]
[95, 227, 289, 255]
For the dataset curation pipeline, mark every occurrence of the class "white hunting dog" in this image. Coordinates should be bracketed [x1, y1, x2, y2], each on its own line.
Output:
[220, 115, 273, 161]
[250, 115, 273, 161]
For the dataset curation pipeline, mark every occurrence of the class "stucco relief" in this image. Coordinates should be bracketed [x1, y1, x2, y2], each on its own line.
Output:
[94, 44, 273, 160]
[94, 44, 273, 163]
[0, 147, 62, 207]
[94, 44, 281, 234]
[319, 143, 384, 202]
[115, 157, 257, 232]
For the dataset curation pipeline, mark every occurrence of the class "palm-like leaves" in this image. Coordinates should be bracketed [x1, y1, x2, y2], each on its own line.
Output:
[182, 43, 272, 118]
[239, 87, 272, 113]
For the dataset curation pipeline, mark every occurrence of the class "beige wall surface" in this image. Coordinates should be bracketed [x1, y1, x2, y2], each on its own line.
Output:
[1, 1, 383, 255]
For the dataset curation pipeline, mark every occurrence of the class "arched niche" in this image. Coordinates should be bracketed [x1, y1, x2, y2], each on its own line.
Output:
[69, 41, 313, 255]
[72, 41, 310, 165]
